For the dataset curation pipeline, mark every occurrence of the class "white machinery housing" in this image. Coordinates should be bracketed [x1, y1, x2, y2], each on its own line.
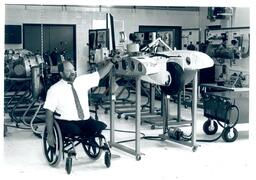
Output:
[114, 54, 171, 86]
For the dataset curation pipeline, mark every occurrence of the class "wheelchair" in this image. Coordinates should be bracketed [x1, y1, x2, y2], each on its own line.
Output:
[42, 120, 111, 174]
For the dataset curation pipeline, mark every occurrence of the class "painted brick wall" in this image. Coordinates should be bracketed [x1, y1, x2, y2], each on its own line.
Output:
[5, 5, 200, 74]
[5, 5, 250, 75]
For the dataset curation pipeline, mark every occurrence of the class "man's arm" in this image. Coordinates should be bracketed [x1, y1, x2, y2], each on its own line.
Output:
[45, 109, 55, 147]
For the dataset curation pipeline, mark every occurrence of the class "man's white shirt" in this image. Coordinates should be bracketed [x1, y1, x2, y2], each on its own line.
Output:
[43, 72, 100, 120]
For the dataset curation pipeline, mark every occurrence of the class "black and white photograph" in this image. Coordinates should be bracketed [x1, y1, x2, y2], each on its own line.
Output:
[1, 0, 254, 179]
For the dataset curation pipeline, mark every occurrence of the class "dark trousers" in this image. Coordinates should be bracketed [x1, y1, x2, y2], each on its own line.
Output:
[56, 117, 107, 138]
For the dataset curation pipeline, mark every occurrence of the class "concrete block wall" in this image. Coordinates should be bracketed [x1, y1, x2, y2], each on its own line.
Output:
[5, 5, 250, 75]
[5, 5, 200, 74]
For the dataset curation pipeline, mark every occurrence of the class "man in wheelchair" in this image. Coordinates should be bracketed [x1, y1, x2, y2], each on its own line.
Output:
[43, 60, 114, 174]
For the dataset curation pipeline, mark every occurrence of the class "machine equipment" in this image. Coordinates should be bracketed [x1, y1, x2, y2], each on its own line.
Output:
[5, 49, 44, 78]
[4, 49, 51, 137]
[198, 27, 250, 142]
[114, 53, 171, 86]
[110, 32, 214, 158]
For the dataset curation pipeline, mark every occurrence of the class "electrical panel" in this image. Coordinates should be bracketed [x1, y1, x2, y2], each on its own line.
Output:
[88, 29, 109, 64]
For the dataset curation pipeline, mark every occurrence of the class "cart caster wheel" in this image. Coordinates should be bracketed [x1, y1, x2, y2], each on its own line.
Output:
[203, 120, 218, 135]
[104, 152, 111, 168]
[117, 114, 121, 119]
[104, 109, 108, 114]
[124, 116, 129, 120]
[184, 104, 188, 109]
[222, 127, 238, 142]
[65, 157, 72, 174]
[136, 155, 141, 161]
[151, 125, 155, 130]
[192, 146, 198, 152]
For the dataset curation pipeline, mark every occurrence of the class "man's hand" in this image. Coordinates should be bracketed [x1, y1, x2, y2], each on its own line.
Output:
[109, 49, 122, 65]
[110, 55, 121, 65]
[47, 132, 55, 147]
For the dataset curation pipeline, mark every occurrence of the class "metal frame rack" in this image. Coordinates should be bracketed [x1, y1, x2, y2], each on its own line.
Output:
[159, 71, 199, 152]
[109, 69, 143, 160]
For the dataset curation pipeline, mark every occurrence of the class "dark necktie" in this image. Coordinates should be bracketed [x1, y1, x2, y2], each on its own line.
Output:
[69, 82, 84, 120]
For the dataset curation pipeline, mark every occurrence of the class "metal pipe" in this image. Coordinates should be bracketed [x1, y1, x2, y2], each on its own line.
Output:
[31, 66, 41, 100]
[135, 77, 141, 155]
[191, 71, 198, 146]
[109, 69, 115, 144]
[150, 84, 155, 113]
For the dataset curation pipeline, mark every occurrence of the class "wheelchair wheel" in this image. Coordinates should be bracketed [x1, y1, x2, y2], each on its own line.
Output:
[104, 152, 111, 168]
[65, 157, 72, 174]
[42, 121, 63, 167]
[82, 136, 103, 160]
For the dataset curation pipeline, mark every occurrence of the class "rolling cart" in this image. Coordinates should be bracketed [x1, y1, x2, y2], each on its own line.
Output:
[202, 93, 239, 142]
[200, 83, 249, 142]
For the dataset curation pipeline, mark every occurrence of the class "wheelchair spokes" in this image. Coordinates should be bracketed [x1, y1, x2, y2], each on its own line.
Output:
[42, 122, 63, 167]
[47, 145, 58, 162]
[42, 121, 111, 174]
[82, 136, 102, 160]
[47, 146, 54, 161]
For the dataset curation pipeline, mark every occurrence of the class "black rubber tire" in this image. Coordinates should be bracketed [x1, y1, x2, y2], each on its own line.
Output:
[222, 127, 238, 142]
[192, 146, 198, 152]
[136, 155, 141, 161]
[203, 120, 218, 135]
[42, 121, 63, 167]
[82, 137, 102, 160]
[117, 114, 121, 119]
[104, 152, 111, 168]
[65, 157, 72, 175]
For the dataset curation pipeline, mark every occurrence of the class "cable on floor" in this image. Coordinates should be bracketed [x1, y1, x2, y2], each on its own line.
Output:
[4, 124, 31, 130]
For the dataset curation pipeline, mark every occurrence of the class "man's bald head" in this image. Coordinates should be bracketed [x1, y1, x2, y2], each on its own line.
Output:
[58, 61, 73, 73]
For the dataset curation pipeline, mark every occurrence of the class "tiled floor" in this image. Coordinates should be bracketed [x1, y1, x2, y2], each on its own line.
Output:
[3, 98, 252, 180]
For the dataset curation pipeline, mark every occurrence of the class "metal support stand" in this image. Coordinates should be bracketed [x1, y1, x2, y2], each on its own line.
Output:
[109, 70, 143, 160]
[160, 71, 199, 152]
[177, 91, 181, 122]
[149, 84, 155, 113]
[126, 84, 163, 129]
[191, 71, 198, 150]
